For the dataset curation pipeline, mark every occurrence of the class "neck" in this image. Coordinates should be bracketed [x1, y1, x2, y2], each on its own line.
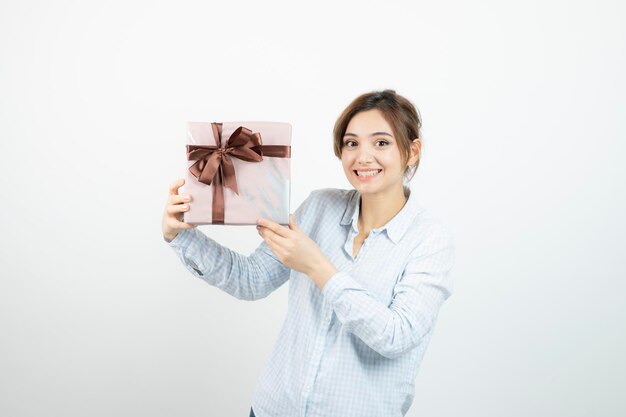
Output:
[357, 185, 408, 234]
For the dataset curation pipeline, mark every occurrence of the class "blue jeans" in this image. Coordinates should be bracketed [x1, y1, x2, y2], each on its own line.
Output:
[249, 407, 256, 417]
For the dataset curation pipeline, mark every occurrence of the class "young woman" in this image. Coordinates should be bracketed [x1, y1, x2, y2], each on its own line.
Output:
[162, 90, 455, 417]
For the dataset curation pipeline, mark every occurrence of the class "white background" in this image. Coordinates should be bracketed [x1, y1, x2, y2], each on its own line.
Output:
[1, 0, 624, 416]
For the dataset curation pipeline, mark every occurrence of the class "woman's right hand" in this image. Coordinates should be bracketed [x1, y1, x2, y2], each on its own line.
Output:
[162, 178, 197, 242]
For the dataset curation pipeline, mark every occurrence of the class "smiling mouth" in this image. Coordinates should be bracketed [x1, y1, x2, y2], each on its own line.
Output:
[354, 169, 382, 177]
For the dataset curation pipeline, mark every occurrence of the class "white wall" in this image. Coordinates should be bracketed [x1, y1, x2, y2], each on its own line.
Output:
[1, 0, 624, 416]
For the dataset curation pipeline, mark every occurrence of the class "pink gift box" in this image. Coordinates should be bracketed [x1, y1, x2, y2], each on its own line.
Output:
[182, 121, 292, 226]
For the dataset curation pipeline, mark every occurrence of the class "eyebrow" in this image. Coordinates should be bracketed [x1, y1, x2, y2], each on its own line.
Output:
[343, 132, 394, 139]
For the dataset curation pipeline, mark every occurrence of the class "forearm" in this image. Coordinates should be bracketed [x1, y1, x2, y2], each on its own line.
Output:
[322, 271, 446, 359]
[167, 228, 290, 300]
[306, 258, 338, 290]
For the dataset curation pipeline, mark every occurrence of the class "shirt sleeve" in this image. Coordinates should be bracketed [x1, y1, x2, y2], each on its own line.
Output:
[166, 192, 315, 301]
[321, 221, 455, 359]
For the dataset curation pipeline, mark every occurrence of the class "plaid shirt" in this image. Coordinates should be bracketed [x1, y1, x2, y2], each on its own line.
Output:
[167, 186, 454, 417]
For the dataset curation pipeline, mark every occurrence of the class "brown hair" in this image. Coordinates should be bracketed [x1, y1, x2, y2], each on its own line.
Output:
[333, 89, 423, 182]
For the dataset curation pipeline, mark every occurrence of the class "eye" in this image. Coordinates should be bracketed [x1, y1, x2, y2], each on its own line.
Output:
[375, 140, 389, 146]
[343, 140, 357, 147]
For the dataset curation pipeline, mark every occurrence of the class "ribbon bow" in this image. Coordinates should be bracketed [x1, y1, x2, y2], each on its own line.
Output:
[187, 124, 264, 195]
[186, 122, 291, 224]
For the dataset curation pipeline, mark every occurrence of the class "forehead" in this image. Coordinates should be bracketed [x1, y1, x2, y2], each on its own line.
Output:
[345, 109, 393, 136]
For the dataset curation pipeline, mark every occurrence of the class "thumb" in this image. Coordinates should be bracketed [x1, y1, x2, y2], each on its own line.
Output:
[288, 213, 300, 231]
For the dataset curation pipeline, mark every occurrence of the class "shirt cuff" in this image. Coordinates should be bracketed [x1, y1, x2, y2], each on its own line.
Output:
[322, 270, 359, 305]
[164, 228, 195, 248]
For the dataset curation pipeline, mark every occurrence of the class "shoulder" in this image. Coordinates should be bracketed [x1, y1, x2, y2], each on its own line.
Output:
[294, 187, 354, 226]
[400, 210, 455, 279]
[308, 187, 354, 204]
[407, 207, 455, 251]
[296, 187, 353, 210]
[419, 209, 453, 237]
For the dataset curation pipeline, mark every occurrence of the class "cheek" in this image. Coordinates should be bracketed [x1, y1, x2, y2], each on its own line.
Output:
[341, 154, 352, 170]
[383, 152, 404, 170]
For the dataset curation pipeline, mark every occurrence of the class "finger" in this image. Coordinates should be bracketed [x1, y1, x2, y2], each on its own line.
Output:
[259, 227, 290, 248]
[257, 218, 291, 238]
[288, 213, 300, 231]
[261, 232, 285, 259]
[167, 202, 190, 215]
[169, 178, 185, 196]
[169, 193, 192, 205]
[168, 217, 196, 229]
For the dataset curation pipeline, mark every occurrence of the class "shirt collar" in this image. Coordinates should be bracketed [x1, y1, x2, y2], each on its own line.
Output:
[340, 185, 422, 244]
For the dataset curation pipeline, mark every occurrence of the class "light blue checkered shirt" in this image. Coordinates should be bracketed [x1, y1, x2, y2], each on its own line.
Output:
[167, 186, 454, 417]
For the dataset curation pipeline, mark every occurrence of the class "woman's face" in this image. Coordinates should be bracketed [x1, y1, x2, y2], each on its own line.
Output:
[340, 109, 407, 197]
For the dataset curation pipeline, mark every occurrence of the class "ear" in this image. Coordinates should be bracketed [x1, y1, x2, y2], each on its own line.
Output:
[407, 138, 422, 166]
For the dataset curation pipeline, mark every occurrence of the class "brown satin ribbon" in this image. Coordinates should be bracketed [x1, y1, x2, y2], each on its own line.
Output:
[186, 123, 291, 224]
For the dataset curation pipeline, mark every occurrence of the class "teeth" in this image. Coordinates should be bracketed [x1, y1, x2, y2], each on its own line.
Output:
[356, 169, 381, 177]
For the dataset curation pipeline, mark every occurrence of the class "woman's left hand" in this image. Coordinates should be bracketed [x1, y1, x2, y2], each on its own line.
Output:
[257, 214, 337, 288]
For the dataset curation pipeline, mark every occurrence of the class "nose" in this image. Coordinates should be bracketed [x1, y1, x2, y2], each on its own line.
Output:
[356, 145, 374, 164]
